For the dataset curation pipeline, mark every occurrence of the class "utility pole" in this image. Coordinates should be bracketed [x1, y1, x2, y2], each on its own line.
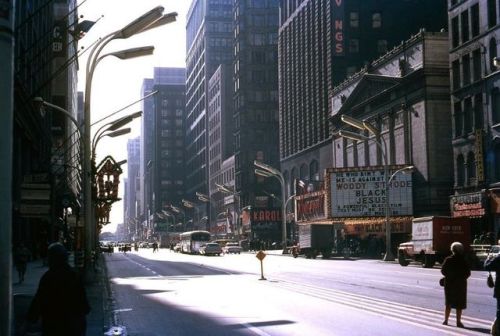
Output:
[0, 1, 15, 335]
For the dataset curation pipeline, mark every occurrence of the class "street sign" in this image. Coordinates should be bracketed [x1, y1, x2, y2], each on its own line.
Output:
[256, 250, 266, 261]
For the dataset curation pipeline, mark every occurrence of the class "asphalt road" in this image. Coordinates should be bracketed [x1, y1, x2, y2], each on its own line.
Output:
[105, 249, 496, 336]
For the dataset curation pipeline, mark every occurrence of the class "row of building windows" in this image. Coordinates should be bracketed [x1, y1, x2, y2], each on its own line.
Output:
[450, 0, 499, 49]
[453, 94, 483, 137]
[349, 12, 382, 29]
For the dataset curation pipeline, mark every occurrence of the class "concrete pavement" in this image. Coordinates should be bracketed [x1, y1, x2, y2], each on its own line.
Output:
[11, 254, 111, 335]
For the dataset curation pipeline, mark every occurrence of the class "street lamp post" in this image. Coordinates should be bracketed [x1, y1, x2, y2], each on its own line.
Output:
[215, 183, 241, 241]
[82, 6, 177, 274]
[253, 161, 288, 254]
[196, 191, 215, 232]
[339, 115, 413, 261]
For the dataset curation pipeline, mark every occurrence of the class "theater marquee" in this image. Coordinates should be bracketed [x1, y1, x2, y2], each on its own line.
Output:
[329, 166, 413, 217]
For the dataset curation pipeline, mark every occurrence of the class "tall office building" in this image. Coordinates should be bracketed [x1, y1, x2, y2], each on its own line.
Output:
[140, 68, 186, 237]
[185, 0, 233, 200]
[278, 0, 448, 197]
[124, 137, 140, 240]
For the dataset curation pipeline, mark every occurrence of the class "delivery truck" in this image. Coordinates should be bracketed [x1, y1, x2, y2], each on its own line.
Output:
[298, 224, 335, 259]
[397, 216, 471, 268]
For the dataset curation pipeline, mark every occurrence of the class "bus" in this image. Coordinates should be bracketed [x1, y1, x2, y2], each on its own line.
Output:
[179, 230, 211, 254]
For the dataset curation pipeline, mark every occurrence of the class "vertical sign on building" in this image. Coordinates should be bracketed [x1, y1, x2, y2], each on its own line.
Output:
[475, 129, 484, 182]
[332, 0, 345, 56]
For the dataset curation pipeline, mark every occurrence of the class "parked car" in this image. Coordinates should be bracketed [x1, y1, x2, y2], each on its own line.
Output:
[223, 242, 242, 254]
[173, 243, 182, 253]
[200, 242, 222, 256]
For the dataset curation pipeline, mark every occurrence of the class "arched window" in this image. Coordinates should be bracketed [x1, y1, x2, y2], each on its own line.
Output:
[290, 167, 297, 196]
[456, 154, 465, 187]
[309, 160, 319, 181]
[300, 163, 308, 181]
[283, 170, 289, 198]
[466, 152, 476, 185]
[495, 144, 500, 180]
[492, 88, 500, 125]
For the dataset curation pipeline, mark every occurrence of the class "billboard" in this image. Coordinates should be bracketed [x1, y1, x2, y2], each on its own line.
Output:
[329, 167, 413, 217]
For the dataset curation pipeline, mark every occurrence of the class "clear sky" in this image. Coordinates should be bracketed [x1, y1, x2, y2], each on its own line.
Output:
[77, 0, 192, 233]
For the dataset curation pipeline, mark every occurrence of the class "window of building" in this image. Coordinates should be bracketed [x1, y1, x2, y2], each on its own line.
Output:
[350, 12, 359, 28]
[488, 0, 497, 28]
[471, 4, 480, 37]
[495, 144, 500, 180]
[372, 13, 382, 28]
[454, 101, 463, 137]
[474, 94, 483, 129]
[466, 152, 476, 186]
[464, 97, 473, 134]
[451, 16, 459, 48]
[377, 40, 388, 54]
[349, 39, 359, 53]
[461, 10, 469, 44]
[309, 160, 319, 181]
[492, 88, 500, 125]
[456, 154, 465, 187]
[299, 164, 308, 181]
[472, 49, 482, 81]
[452, 59, 460, 90]
[462, 54, 471, 86]
[490, 38, 498, 72]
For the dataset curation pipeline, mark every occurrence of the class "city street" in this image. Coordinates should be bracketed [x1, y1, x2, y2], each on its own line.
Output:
[105, 250, 496, 336]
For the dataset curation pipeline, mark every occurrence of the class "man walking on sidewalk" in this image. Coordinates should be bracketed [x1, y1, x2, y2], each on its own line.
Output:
[14, 243, 31, 284]
[26, 242, 90, 335]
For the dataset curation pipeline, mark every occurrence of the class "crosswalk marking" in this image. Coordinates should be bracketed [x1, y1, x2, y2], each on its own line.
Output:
[268, 278, 492, 336]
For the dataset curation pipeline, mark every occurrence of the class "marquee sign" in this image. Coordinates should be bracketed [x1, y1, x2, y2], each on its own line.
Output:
[329, 166, 413, 217]
[450, 191, 486, 218]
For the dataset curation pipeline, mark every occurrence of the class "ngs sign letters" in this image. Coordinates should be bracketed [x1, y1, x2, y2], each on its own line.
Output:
[330, 167, 413, 217]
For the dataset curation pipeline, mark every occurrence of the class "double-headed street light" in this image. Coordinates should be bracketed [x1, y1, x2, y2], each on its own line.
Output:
[215, 183, 241, 240]
[254, 160, 288, 254]
[339, 115, 413, 261]
[82, 7, 177, 271]
[196, 191, 215, 231]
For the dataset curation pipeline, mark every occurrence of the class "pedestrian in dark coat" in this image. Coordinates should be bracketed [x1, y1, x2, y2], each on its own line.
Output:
[27, 242, 90, 336]
[441, 241, 470, 328]
[484, 250, 500, 334]
[14, 243, 31, 283]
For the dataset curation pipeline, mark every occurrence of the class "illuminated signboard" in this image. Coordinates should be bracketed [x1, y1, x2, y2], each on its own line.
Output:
[296, 191, 326, 222]
[332, 0, 345, 56]
[330, 167, 413, 217]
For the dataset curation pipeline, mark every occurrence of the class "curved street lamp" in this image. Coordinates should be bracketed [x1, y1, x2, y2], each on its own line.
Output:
[215, 183, 241, 240]
[82, 6, 176, 272]
[254, 160, 288, 253]
[339, 115, 413, 261]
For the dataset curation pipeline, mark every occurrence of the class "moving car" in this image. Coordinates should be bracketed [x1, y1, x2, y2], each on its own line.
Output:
[223, 242, 242, 254]
[199, 242, 222, 256]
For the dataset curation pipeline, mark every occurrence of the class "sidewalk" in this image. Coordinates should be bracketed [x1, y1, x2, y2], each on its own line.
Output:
[11, 255, 109, 336]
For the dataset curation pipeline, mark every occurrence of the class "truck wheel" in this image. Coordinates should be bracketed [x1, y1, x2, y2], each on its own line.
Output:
[398, 252, 409, 266]
[322, 250, 331, 259]
[422, 255, 435, 268]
